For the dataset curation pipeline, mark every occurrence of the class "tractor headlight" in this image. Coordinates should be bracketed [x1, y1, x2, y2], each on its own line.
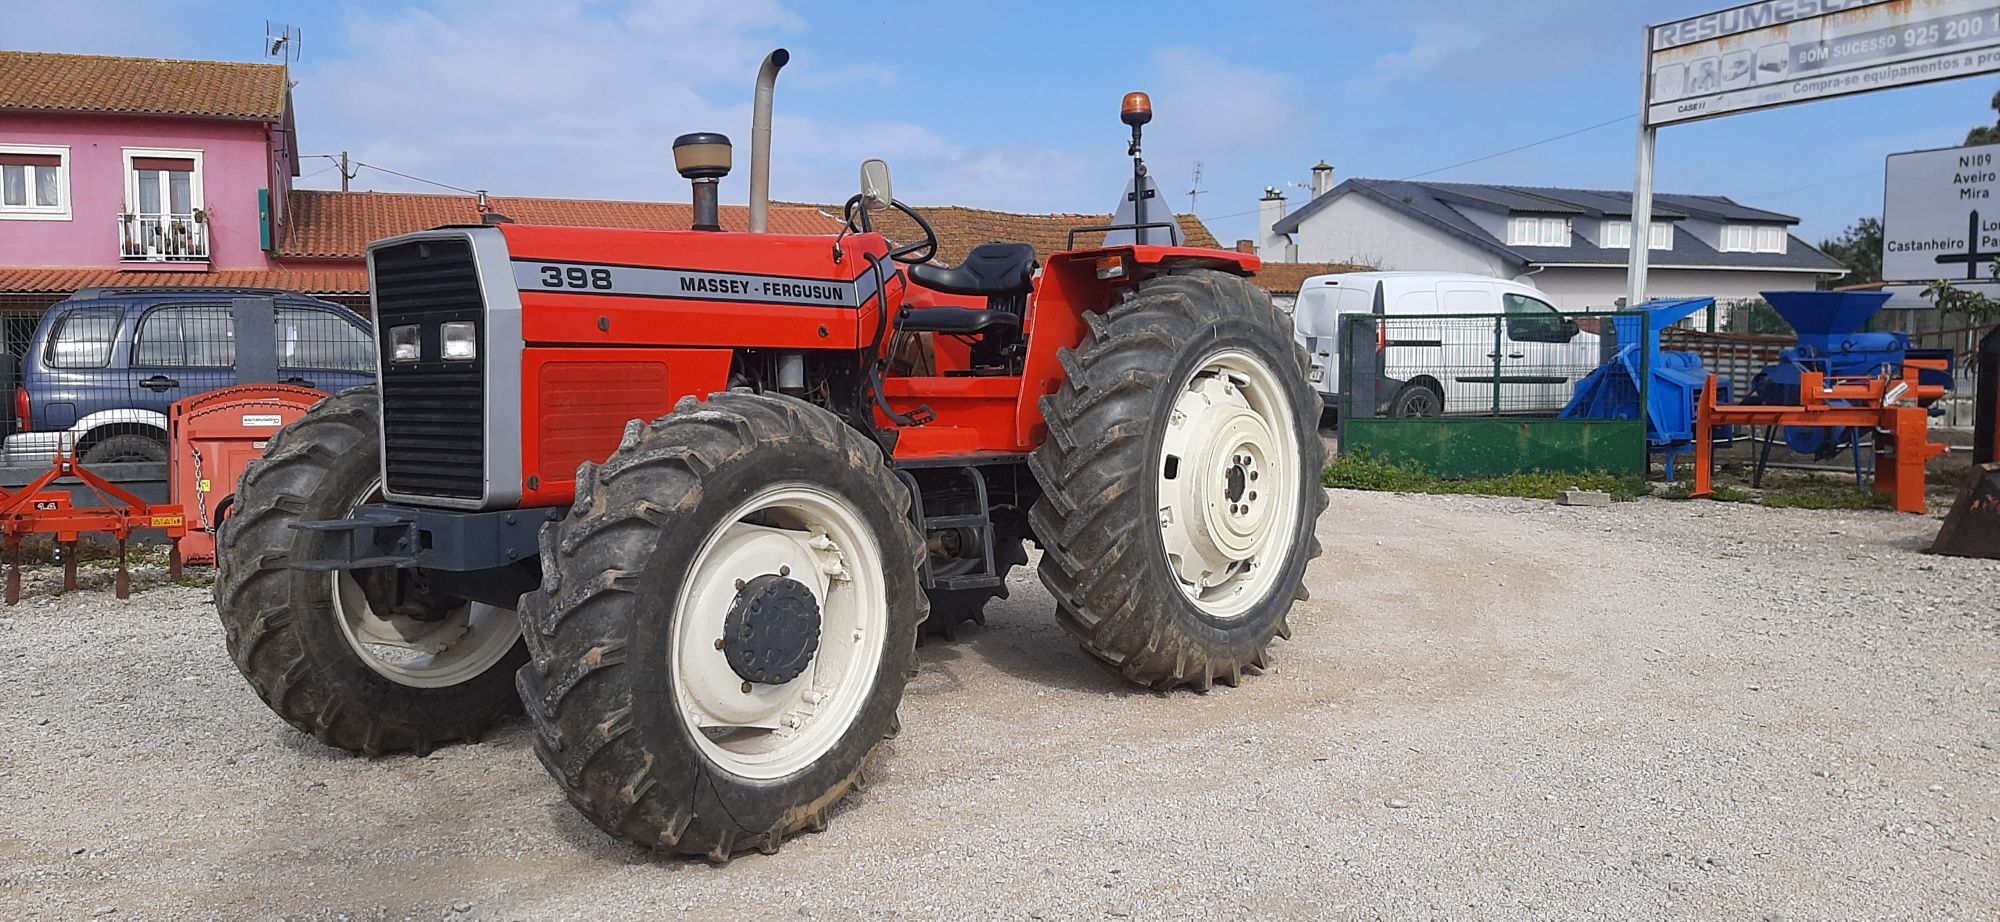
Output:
[440, 322, 478, 361]
[389, 324, 421, 362]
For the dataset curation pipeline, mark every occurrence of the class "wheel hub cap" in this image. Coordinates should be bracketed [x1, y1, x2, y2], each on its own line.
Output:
[1154, 349, 1306, 622]
[722, 574, 822, 685]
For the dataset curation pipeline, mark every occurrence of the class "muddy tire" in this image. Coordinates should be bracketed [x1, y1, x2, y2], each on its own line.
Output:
[214, 386, 527, 756]
[1029, 269, 1326, 690]
[517, 392, 924, 860]
[921, 535, 1029, 641]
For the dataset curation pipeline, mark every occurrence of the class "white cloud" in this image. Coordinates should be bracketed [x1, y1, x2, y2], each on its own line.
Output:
[291, 0, 1106, 211]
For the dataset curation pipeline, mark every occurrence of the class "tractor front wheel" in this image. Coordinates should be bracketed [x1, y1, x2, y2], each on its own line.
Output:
[214, 386, 528, 755]
[1030, 269, 1327, 690]
[517, 392, 924, 860]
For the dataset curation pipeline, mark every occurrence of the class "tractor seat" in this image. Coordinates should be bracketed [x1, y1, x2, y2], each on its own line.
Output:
[907, 243, 1037, 297]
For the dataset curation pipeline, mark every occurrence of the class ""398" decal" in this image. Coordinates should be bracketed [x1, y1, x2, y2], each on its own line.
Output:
[538, 265, 614, 290]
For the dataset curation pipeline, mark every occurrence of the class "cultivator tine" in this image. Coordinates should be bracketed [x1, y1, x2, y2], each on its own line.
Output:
[4, 539, 18, 607]
[114, 539, 130, 600]
[169, 544, 183, 582]
[62, 540, 77, 593]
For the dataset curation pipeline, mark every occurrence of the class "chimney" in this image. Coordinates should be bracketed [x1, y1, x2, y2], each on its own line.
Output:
[1311, 161, 1335, 198]
[1234, 239, 1255, 254]
[1257, 187, 1291, 263]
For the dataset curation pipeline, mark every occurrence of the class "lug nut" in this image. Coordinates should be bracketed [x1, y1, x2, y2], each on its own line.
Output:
[741, 681, 754, 694]
[1249, 491, 1257, 501]
[734, 579, 745, 591]
[1250, 470, 1259, 481]
[779, 565, 790, 577]
[714, 638, 725, 650]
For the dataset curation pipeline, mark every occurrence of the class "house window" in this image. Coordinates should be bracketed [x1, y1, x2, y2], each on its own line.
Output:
[0, 145, 70, 220]
[1721, 224, 1788, 254]
[1603, 220, 1673, 249]
[122, 149, 207, 260]
[1507, 216, 1571, 247]
[1602, 220, 1632, 249]
[1648, 221, 1674, 250]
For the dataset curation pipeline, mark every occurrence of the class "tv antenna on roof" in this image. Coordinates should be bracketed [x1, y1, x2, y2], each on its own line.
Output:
[1186, 161, 1205, 213]
[265, 21, 302, 64]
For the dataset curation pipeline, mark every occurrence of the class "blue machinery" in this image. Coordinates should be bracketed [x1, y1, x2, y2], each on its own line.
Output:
[1562, 291, 1954, 481]
[1561, 297, 1721, 479]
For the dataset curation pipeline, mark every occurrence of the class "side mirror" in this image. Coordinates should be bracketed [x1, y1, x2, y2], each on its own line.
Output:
[860, 159, 893, 212]
[1560, 317, 1581, 341]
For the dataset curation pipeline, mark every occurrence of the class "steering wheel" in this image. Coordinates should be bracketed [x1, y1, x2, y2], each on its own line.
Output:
[843, 195, 939, 265]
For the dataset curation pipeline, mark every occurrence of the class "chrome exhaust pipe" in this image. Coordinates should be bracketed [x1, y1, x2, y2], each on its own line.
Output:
[748, 48, 789, 234]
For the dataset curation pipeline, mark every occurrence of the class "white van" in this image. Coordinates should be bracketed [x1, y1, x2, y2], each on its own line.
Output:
[1291, 272, 1600, 417]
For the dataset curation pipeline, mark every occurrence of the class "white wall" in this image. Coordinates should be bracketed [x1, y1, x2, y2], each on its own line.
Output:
[1290, 193, 1517, 276]
[1530, 266, 1832, 312]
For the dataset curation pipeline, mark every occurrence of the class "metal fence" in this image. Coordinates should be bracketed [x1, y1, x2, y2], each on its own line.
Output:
[1336, 310, 1650, 479]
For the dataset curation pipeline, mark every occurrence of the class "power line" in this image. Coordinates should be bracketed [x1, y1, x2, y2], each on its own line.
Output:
[1399, 114, 1635, 181]
[301, 153, 480, 196]
[1199, 113, 1638, 225]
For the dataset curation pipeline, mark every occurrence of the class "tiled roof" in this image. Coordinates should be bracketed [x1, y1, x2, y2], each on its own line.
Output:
[1251, 262, 1375, 294]
[277, 191, 844, 259]
[1282, 179, 1842, 274]
[0, 51, 288, 121]
[805, 204, 1221, 266]
[0, 267, 369, 297]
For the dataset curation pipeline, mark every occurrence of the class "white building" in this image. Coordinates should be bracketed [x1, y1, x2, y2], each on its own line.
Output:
[1257, 175, 1846, 312]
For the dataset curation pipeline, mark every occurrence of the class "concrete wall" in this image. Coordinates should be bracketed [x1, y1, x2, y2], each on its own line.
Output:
[1291, 193, 1518, 277]
[1530, 266, 1830, 313]
[0, 112, 280, 270]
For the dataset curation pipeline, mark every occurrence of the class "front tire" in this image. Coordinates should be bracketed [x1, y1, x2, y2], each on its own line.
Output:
[214, 387, 527, 756]
[517, 392, 925, 860]
[1030, 270, 1327, 690]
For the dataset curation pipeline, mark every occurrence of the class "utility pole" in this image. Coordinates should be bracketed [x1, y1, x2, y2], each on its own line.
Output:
[339, 151, 351, 193]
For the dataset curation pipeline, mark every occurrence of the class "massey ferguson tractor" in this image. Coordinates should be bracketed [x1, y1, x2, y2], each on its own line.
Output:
[214, 50, 1327, 860]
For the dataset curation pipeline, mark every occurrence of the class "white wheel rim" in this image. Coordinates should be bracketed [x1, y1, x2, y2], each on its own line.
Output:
[1156, 348, 1304, 621]
[670, 483, 888, 781]
[329, 482, 522, 688]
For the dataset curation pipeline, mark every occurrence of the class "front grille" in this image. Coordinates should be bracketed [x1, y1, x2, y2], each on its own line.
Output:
[371, 237, 486, 500]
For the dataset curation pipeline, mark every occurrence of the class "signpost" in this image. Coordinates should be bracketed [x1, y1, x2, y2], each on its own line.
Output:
[1628, 0, 2000, 308]
[1883, 141, 2000, 282]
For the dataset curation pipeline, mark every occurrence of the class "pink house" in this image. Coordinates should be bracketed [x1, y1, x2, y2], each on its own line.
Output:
[0, 51, 366, 320]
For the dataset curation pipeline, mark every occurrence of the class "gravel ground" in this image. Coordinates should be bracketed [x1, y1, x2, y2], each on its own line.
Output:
[1, 490, 1995, 921]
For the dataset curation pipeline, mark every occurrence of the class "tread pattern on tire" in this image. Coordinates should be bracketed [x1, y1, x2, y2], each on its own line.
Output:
[1028, 269, 1328, 691]
[516, 391, 926, 861]
[214, 385, 525, 756]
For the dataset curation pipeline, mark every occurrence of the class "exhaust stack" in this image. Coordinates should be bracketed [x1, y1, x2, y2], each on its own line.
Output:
[748, 48, 790, 234]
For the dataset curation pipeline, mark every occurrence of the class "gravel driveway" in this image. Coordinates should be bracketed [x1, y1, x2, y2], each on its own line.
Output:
[2, 490, 1994, 920]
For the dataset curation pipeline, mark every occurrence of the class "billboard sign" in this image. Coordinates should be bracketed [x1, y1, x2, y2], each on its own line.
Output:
[1647, 0, 2000, 127]
[1882, 141, 2000, 282]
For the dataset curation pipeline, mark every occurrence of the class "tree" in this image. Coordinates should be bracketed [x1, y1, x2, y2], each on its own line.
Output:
[1817, 217, 1882, 287]
[1968, 90, 2000, 144]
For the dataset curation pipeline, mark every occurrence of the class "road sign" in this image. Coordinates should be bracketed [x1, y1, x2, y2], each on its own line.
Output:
[1646, 0, 2000, 128]
[1883, 142, 2000, 282]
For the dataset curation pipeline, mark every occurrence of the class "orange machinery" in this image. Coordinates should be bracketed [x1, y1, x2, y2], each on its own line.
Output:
[1692, 360, 1950, 514]
[168, 383, 328, 565]
[0, 449, 187, 603]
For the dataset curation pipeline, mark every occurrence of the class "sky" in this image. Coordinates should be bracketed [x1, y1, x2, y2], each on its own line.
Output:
[16, 0, 1999, 247]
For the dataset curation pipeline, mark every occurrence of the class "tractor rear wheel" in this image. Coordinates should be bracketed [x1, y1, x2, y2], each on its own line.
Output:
[1030, 269, 1326, 690]
[517, 392, 924, 860]
[214, 386, 528, 755]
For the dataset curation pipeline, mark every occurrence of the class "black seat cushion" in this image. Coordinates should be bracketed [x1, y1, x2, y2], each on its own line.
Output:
[900, 307, 1022, 336]
[907, 243, 1037, 297]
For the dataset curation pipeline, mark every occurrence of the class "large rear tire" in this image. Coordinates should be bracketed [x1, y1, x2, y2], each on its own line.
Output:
[214, 386, 528, 755]
[1030, 269, 1326, 690]
[517, 392, 925, 860]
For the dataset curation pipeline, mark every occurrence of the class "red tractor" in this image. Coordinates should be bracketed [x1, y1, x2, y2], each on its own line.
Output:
[215, 50, 1327, 860]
